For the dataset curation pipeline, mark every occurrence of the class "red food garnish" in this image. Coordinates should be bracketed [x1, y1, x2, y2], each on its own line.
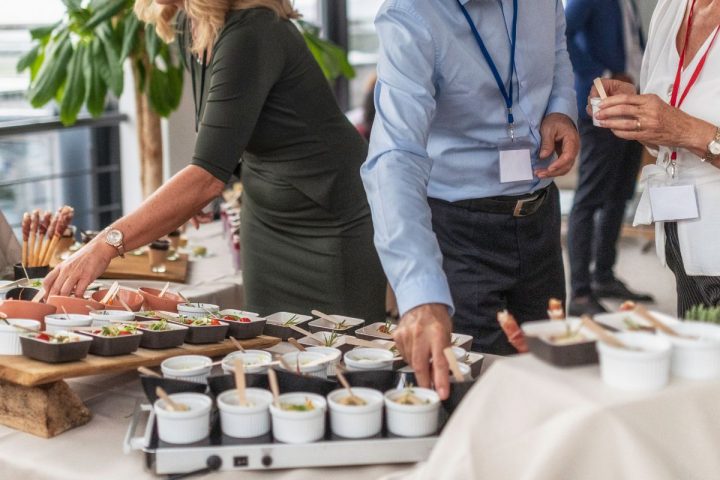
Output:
[497, 310, 528, 353]
[120, 330, 131, 335]
[211, 319, 220, 326]
[37, 333, 50, 342]
[240, 317, 251, 323]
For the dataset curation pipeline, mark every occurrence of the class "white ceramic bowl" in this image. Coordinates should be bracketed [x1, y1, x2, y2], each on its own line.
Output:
[344, 348, 394, 371]
[269, 392, 327, 443]
[279, 351, 329, 379]
[161, 355, 213, 384]
[658, 321, 720, 380]
[221, 350, 273, 374]
[384, 387, 440, 437]
[218, 388, 273, 438]
[177, 303, 220, 319]
[153, 393, 212, 444]
[327, 387, 384, 439]
[89, 309, 135, 327]
[0, 319, 41, 355]
[597, 332, 672, 391]
[306, 346, 342, 376]
[44, 313, 92, 333]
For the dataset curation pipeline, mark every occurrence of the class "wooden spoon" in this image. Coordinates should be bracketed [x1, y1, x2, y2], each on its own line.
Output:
[117, 296, 133, 313]
[288, 337, 306, 351]
[593, 77, 608, 99]
[31, 288, 45, 303]
[311, 309, 343, 327]
[288, 324, 314, 338]
[158, 282, 170, 298]
[580, 315, 634, 350]
[155, 386, 189, 412]
[267, 368, 280, 407]
[634, 305, 693, 339]
[345, 336, 396, 350]
[138, 366, 161, 378]
[229, 336, 246, 352]
[233, 359, 248, 406]
[100, 281, 119, 304]
[336, 369, 365, 406]
[443, 346, 465, 382]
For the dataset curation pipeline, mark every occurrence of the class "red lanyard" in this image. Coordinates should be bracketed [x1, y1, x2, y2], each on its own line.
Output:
[670, 0, 720, 160]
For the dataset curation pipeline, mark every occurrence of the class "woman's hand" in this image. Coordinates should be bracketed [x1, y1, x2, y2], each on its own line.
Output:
[585, 78, 636, 116]
[595, 93, 717, 157]
[43, 241, 114, 297]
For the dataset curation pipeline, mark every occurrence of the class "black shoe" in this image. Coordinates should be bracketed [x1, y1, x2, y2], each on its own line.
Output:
[592, 278, 654, 302]
[568, 294, 608, 317]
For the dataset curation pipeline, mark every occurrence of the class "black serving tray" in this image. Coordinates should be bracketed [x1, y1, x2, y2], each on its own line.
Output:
[20, 333, 93, 363]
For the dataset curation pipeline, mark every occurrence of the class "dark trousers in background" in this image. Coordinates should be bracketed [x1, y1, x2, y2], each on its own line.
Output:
[567, 117, 643, 297]
[429, 183, 566, 355]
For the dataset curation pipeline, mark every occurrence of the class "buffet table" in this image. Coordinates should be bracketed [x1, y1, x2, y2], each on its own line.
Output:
[1, 351, 718, 479]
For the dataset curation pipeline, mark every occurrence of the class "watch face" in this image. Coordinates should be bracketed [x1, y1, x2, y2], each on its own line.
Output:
[106, 229, 123, 245]
[710, 141, 720, 155]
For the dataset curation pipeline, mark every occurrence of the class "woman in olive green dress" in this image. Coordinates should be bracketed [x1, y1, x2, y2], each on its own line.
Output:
[44, 0, 386, 322]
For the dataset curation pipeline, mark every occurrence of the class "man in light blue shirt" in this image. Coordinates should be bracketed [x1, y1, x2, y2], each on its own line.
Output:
[361, 0, 579, 399]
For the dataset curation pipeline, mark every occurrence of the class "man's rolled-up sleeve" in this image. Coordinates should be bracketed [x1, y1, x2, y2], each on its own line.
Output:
[360, 4, 454, 316]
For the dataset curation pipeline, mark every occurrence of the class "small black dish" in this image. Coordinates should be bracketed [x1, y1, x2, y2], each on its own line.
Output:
[137, 322, 188, 349]
[169, 319, 229, 344]
[343, 369, 398, 392]
[85, 330, 143, 356]
[4, 286, 40, 301]
[20, 333, 93, 363]
[13, 264, 49, 281]
[222, 317, 266, 340]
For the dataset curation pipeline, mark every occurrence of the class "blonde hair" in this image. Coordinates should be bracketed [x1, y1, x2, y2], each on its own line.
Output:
[134, 0, 299, 56]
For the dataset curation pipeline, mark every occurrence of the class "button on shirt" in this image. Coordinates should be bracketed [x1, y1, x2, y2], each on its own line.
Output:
[361, 0, 577, 316]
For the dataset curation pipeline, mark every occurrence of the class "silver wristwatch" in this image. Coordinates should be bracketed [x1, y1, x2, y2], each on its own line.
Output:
[703, 127, 720, 162]
[104, 228, 126, 258]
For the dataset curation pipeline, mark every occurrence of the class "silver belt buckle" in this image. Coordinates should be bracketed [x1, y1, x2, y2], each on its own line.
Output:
[513, 194, 538, 217]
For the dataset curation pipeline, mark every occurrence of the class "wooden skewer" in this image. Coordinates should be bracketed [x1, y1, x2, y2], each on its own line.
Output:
[633, 305, 692, 339]
[21, 212, 30, 268]
[345, 336, 395, 350]
[443, 347, 465, 382]
[31, 288, 45, 303]
[288, 324, 313, 338]
[288, 337, 306, 351]
[267, 368, 280, 407]
[138, 366, 161, 378]
[37, 208, 60, 267]
[230, 336, 245, 352]
[27, 210, 39, 268]
[580, 315, 633, 350]
[42, 206, 74, 266]
[117, 296, 133, 313]
[335, 369, 365, 405]
[32, 211, 52, 267]
[594, 77, 608, 99]
[61, 306, 72, 322]
[100, 281, 120, 304]
[234, 359, 248, 406]
[311, 309, 343, 326]
[159, 282, 170, 298]
[155, 387, 188, 412]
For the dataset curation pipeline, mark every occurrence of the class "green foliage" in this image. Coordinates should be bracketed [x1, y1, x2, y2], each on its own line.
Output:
[19, 3, 354, 127]
[684, 305, 720, 324]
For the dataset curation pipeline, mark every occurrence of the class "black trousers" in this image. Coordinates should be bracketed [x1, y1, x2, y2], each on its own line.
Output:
[429, 183, 565, 355]
[567, 116, 643, 296]
[665, 222, 720, 317]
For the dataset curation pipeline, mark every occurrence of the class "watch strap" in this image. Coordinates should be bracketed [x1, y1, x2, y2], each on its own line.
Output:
[104, 228, 126, 258]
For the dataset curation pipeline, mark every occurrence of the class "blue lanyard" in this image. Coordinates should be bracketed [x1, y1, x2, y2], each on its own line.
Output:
[456, 0, 518, 134]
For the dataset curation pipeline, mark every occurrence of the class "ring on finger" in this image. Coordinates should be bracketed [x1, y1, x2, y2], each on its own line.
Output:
[635, 118, 642, 132]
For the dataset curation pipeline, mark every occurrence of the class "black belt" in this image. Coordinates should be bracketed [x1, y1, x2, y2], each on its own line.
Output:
[444, 185, 551, 217]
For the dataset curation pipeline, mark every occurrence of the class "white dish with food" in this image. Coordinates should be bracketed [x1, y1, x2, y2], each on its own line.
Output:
[384, 387, 440, 437]
[153, 393, 212, 444]
[177, 303, 220, 319]
[305, 346, 342, 376]
[221, 350, 273, 374]
[594, 311, 681, 333]
[89, 309, 135, 327]
[279, 351, 328, 379]
[0, 319, 41, 355]
[597, 332, 672, 391]
[217, 388, 273, 438]
[161, 355, 213, 384]
[269, 393, 327, 444]
[657, 321, 720, 380]
[44, 313, 92, 333]
[327, 387, 384, 439]
[344, 348, 394, 371]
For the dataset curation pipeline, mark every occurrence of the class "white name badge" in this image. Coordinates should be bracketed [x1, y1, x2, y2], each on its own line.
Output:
[648, 184, 699, 222]
[498, 137, 533, 184]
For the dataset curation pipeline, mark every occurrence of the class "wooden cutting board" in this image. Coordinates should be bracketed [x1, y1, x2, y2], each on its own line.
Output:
[0, 335, 279, 387]
[52, 250, 189, 283]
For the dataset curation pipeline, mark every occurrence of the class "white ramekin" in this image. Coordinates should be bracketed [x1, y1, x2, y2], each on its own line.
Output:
[590, 97, 602, 126]
[327, 387, 384, 439]
[161, 355, 213, 384]
[0, 319, 41, 355]
[279, 352, 328, 379]
[344, 348, 394, 371]
[658, 321, 720, 380]
[597, 332, 672, 391]
[306, 346, 342, 376]
[89, 309, 135, 327]
[218, 388, 273, 438]
[177, 303, 220, 319]
[153, 393, 212, 444]
[269, 392, 327, 443]
[221, 350, 273, 374]
[44, 313, 92, 333]
[384, 387, 440, 437]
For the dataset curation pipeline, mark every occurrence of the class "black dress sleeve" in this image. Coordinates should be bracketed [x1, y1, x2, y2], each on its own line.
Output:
[191, 15, 286, 182]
